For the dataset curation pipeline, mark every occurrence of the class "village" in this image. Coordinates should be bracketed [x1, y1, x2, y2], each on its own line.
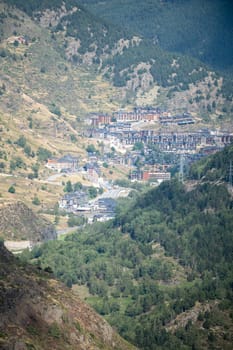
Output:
[46, 154, 131, 223]
[46, 106, 233, 222]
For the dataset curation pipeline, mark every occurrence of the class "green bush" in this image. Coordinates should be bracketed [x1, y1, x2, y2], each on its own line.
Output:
[8, 185, 15, 193]
[32, 196, 40, 205]
[48, 323, 61, 339]
[37, 147, 52, 162]
[67, 215, 86, 227]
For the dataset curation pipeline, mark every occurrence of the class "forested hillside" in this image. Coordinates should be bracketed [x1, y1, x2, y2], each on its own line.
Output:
[0, 241, 136, 350]
[0, 0, 122, 207]
[189, 142, 233, 182]
[22, 145, 233, 349]
[2, 0, 233, 120]
[79, 0, 233, 72]
[79, 0, 233, 111]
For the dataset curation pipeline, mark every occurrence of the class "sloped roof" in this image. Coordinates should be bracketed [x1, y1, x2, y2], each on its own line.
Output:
[58, 154, 79, 163]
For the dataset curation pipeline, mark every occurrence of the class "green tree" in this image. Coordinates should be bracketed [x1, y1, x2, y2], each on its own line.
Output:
[8, 185, 15, 193]
[103, 162, 108, 168]
[64, 180, 73, 193]
[86, 144, 97, 154]
[32, 196, 40, 205]
[73, 182, 83, 191]
[133, 142, 144, 152]
[16, 135, 27, 148]
[24, 144, 32, 157]
[37, 147, 52, 162]
[68, 215, 86, 227]
[10, 157, 26, 171]
[54, 215, 60, 225]
[88, 186, 98, 198]
[0, 162, 5, 171]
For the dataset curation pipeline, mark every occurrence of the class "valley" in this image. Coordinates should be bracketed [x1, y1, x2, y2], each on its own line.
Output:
[0, 1, 232, 349]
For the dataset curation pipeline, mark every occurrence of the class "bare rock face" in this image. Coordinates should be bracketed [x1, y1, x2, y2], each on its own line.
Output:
[0, 242, 136, 350]
[0, 202, 57, 242]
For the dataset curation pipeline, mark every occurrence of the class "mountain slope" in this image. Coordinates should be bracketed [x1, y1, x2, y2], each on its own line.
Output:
[0, 201, 57, 242]
[2, 0, 232, 121]
[23, 145, 233, 349]
[0, 0, 124, 212]
[79, 0, 233, 72]
[189, 142, 233, 182]
[0, 241, 136, 350]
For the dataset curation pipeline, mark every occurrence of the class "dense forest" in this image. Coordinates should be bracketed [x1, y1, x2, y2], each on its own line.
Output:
[189, 143, 233, 182]
[22, 144, 233, 349]
[6, 0, 233, 72]
[79, 0, 233, 73]
[79, 0, 233, 100]
[6, 0, 68, 15]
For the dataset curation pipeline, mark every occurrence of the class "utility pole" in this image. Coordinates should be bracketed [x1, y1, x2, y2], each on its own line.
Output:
[179, 154, 185, 183]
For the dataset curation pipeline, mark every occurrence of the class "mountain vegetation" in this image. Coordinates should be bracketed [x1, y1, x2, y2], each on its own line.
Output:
[79, 0, 233, 73]
[22, 144, 233, 349]
[0, 201, 57, 242]
[0, 2, 232, 347]
[1, 0, 232, 121]
[74, 0, 233, 112]
[0, 0, 123, 212]
[0, 241, 136, 350]
[0, 0, 232, 193]
[189, 142, 233, 182]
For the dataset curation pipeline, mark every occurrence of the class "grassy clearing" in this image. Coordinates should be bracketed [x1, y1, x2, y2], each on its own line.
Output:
[72, 284, 92, 300]
[0, 174, 63, 210]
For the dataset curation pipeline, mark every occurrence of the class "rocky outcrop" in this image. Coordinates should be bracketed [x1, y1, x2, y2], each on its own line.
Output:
[0, 202, 57, 242]
[0, 242, 136, 350]
[37, 5, 78, 27]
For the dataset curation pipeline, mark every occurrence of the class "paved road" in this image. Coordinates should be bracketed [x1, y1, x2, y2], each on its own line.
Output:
[99, 187, 131, 199]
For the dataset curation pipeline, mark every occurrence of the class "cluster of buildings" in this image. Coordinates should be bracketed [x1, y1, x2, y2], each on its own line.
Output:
[48, 106, 233, 223]
[46, 154, 79, 172]
[46, 154, 104, 187]
[90, 124, 233, 153]
[119, 129, 233, 151]
[159, 112, 194, 126]
[59, 189, 118, 223]
[130, 167, 171, 182]
[90, 107, 195, 127]
[87, 107, 232, 155]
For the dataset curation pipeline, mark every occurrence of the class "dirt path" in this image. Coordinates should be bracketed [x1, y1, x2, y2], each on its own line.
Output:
[4, 240, 31, 252]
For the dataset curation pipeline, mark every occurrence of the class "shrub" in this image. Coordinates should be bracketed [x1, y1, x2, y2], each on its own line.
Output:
[0, 162, 5, 170]
[16, 135, 27, 148]
[10, 157, 26, 171]
[37, 147, 52, 162]
[68, 215, 86, 227]
[32, 196, 40, 205]
[8, 185, 15, 193]
[48, 323, 61, 338]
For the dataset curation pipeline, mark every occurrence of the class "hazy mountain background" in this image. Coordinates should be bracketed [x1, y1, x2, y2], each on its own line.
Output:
[79, 0, 233, 72]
